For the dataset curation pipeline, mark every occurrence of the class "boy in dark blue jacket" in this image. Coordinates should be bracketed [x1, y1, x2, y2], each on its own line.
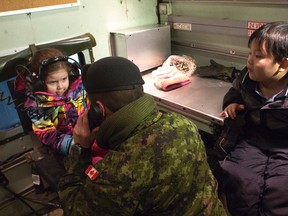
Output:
[219, 21, 288, 216]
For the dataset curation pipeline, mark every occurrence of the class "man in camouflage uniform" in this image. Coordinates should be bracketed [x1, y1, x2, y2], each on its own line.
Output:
[58, 56, 227, 216]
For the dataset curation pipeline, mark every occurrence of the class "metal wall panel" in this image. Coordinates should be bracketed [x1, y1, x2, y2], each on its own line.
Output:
[159, 1, 288, 67]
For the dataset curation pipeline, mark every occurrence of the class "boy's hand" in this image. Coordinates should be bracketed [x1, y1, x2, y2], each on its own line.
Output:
[219, 103, 245, 119]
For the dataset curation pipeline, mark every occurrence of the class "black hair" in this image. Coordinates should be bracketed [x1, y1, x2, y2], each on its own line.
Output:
[248, 21, 288, 63]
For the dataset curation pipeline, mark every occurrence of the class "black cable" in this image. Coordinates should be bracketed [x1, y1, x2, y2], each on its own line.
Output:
[1, 170, 61, 215]
[2, 184, 40, 216]
[20, 195, 62, 208]
[0, 148, 32, 166]
[27, 206, 61, 216]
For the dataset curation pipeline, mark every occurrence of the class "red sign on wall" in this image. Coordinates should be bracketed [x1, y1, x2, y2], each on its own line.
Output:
[247, 21, 267, 36]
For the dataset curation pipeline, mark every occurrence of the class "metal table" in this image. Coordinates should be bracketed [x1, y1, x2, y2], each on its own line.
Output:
[142, 72, 232, 134]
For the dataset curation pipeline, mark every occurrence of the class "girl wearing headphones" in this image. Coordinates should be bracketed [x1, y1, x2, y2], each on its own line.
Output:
[15, 48, 108, 163]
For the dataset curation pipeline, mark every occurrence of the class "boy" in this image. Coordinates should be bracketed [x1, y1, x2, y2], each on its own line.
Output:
[219, 21, 288, 215]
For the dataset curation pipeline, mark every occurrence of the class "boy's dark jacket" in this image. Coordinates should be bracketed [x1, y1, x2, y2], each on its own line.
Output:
[214, 67, 288, 159]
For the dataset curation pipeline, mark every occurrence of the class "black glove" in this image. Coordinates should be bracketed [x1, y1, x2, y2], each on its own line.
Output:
[196, 59, 240, 82]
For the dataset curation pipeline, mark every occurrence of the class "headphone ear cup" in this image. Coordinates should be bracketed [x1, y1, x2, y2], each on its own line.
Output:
[25, 72, 44, 93]
[70, 61, 81, 76]
[31, 79, 44, 92]
[81, 64, 90, 87]
[68, 60, 82, 83]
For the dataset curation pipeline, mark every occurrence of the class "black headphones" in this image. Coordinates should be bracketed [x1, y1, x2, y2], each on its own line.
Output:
[30, 56, 82, 92]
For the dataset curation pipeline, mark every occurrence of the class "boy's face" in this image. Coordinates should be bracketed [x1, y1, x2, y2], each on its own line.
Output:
[44, 69, 69, 96]
[246, 39, 283, 83]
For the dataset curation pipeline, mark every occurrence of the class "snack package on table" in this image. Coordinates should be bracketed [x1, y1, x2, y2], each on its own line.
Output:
[152, 55, 197, 91]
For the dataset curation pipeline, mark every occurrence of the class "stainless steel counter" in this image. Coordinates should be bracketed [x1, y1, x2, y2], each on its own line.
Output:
[142, 72, 232, 134]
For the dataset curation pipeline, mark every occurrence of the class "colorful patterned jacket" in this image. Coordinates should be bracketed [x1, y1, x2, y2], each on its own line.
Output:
[15, 74, 89, 160]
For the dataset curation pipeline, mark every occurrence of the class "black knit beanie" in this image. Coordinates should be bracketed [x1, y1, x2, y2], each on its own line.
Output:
[82, 56, 145, 93]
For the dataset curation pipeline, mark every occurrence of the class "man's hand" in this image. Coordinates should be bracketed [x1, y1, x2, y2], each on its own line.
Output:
[219, 103, 245, 119]
[73, 110, 98, 148]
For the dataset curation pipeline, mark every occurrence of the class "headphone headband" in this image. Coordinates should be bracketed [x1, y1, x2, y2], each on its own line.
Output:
[40, 55, 69, 68]
[39, 56, 81, 76]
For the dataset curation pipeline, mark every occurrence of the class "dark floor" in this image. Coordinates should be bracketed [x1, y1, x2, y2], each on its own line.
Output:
[41, 208, 63, 216]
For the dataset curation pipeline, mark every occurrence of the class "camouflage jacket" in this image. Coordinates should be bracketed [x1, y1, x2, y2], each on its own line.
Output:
[58, 95, 226, 216]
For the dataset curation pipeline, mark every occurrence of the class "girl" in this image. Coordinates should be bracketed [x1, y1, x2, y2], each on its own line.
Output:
[15, 48, 108, 163]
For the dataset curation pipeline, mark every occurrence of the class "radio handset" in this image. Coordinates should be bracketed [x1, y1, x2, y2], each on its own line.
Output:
[88, 104, 103, 131]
